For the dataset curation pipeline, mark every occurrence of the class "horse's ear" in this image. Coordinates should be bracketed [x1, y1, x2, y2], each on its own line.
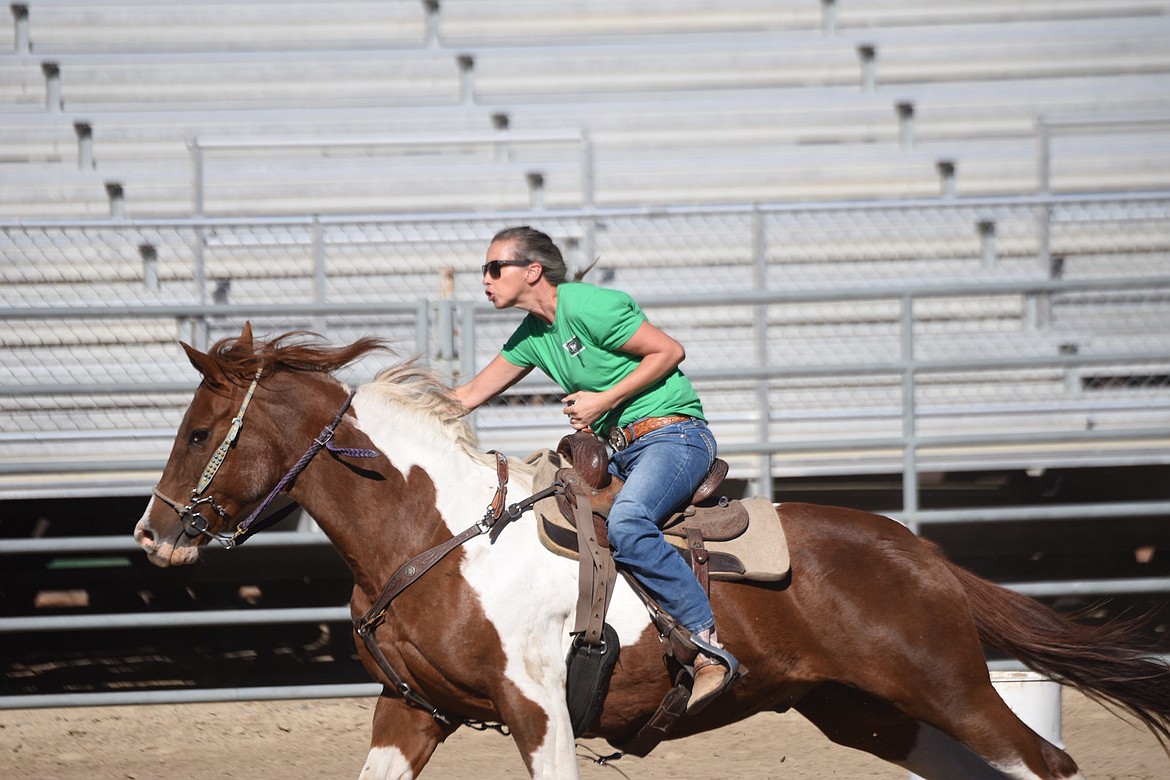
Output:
[181, 341, 225, 388]
[237, 321, 254, 352]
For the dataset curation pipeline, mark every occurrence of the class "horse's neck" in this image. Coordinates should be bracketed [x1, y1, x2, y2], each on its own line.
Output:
[287, 399, 507, 595]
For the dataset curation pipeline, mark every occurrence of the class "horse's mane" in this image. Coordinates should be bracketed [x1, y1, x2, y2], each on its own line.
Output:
[208, 329, 535, 474]
[208, 330, 386, 384]
[367, 360, 502, 467]
[367, 362, 544, 478]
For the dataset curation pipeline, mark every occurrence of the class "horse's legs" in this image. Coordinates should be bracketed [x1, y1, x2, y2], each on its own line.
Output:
[358, 690, 456, 780]
[794, 675, 1082, 779]
[491, 681, 580, 778]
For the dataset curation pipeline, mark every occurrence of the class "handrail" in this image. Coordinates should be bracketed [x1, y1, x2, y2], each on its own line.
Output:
[3, 188, 1169, 230]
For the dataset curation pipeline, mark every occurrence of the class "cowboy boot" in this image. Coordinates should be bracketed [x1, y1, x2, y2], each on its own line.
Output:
[687, 628, 739, 714]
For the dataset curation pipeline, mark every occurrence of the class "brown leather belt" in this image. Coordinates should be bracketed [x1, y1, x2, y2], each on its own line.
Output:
[607, 415, 691, 451]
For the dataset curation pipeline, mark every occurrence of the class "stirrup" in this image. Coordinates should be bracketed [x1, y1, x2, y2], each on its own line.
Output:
[685, 634, 741, 714]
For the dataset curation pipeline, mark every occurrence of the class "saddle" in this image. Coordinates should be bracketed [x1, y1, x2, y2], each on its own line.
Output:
[526, 432, 789, 754]
[538, 432, 789, 590]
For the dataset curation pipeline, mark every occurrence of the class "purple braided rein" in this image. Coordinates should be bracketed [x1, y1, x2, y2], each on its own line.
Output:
[229, 390, 380, 546]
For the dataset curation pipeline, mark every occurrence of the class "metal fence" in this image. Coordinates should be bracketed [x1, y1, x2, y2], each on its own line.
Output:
[4, 192, 1169, 496]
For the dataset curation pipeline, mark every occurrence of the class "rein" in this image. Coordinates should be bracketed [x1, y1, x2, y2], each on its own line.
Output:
[354, 452, 564, 730]
[152, 375, 380, 549]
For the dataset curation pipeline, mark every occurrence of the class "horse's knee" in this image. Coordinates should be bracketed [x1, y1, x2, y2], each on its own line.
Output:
[359, 745, 416, 780]
[363, 693, 448, 779]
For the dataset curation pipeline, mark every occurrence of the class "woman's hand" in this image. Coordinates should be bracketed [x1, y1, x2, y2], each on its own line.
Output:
[561, 391, 611, 430]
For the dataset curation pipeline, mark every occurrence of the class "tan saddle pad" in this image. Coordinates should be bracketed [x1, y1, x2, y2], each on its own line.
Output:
[526, 450, 789, 582]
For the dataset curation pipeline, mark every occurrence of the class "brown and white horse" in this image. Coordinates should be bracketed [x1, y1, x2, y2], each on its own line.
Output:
[134, 324, 1170, 779]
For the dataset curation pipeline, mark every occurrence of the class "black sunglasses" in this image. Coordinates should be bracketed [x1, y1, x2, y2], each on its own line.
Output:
[481, 259, 531, 279]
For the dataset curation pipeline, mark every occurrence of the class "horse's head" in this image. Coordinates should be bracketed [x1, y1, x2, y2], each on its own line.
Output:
[134, 322, 383, 567]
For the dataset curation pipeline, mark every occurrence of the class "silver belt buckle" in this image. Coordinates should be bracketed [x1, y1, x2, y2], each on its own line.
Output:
[607, 426, 630, 451]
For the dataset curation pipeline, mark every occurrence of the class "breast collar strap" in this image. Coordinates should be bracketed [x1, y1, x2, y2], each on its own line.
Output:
[354, 451, 565, 731]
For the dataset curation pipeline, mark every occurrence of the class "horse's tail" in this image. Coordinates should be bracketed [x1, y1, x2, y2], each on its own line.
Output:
[941, 553, 1170, 750]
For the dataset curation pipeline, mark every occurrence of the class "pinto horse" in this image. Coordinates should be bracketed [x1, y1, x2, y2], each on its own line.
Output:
[134, 324, 1170, 780]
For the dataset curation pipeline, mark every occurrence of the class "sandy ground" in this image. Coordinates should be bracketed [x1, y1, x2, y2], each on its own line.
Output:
[1, 689, 1165, 779]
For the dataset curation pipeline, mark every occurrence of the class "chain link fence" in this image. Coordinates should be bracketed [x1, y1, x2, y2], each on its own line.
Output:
[2, 193, 1169, 499]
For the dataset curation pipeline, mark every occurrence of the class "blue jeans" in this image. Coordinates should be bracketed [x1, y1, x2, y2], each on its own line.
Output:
[606, 418, 717, 634]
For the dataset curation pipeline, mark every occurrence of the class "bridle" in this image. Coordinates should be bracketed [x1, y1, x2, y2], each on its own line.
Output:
[151, 369, 380, 549]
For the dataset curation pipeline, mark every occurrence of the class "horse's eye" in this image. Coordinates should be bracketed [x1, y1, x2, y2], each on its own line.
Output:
[190, 429, 210, 446]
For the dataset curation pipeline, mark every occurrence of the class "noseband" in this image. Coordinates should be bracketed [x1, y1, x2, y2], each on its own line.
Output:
[152, 370, 379, 548]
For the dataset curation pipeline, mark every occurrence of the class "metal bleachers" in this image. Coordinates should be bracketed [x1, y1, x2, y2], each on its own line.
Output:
[2, 1, 1169, 490]
[4, 2, 1170, 217]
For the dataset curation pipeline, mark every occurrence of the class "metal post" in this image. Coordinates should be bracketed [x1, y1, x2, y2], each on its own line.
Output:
[457, 54, 475, 105]
[752, 207, 773, 499]
[978, 219, 997, 268]
[1035, 117, 1051, 195]
[139, 244, 158, 291]
[189, 138, 204, 217]
[437, 267, 456, 372]
[414, 299, 430, 362]
[12, 4, 29, 54]
[1034, 118, 1053, 269]
[74, 121, 94, 170]
[1034, 118, 1053, 323]
[582, 215, 597, 286]
[105, 181, 124, 219]
[857, 45, 876, 93]
[312, 217, 326, 334]
[491, 112, 510, 161]
[457, 299, 476, 385]
[937, 159, 956, 199]
[820, 0, 836, 35]
[896, 102, 915, 150]
[580, 130, 595, 209]
[900, 294, 919, 532]
[422, 0, 440, 48]
[527, 171, 545, 209]
[42, 61, 61, 112]
[192, 218, 208, 348]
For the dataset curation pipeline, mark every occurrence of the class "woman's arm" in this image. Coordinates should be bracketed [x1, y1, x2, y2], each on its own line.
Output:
[451, 353, 533, 414]
[562, 320, 685, 430]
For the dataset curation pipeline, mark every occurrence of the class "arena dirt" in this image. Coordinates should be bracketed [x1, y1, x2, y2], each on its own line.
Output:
[1, 689, 1165, 779]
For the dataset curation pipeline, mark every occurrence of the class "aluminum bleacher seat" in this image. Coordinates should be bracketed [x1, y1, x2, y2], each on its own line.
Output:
[435, 0, 820, 43]
[29, 51, 461, 113]
[20, 0, 426, 54]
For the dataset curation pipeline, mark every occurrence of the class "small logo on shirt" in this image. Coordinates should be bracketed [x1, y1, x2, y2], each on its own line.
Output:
[563, 336, 584, 357]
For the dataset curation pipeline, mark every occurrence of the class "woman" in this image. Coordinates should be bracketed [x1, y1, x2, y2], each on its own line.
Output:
[452, 225, 738, 712]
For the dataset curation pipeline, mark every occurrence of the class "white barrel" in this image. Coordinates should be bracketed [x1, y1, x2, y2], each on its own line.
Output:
[990, 670, 1063, 747]
[909, 671, 1062, 779]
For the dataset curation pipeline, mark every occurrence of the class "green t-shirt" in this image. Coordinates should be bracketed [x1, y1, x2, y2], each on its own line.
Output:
[500, 283, 704, 435]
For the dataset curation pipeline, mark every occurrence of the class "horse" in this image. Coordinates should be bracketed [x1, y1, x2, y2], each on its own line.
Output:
[134, 323, 1170, 780]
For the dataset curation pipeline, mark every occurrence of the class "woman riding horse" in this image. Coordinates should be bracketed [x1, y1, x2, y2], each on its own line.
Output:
[452, 226, 737, 711]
